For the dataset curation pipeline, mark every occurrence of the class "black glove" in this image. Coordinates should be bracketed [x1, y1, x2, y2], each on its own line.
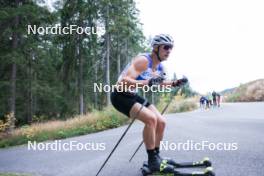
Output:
[172, 77, 188, 87]
[148, 77, 164, 87]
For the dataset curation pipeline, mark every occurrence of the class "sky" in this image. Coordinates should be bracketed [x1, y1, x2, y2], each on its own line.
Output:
[44, 0, 263, 94]
[136, 0, 264, 94]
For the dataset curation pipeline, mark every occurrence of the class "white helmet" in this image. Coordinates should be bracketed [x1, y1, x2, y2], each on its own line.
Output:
[151, 34, 174, 47]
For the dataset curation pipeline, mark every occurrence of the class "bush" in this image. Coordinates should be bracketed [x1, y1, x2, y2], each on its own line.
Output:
[0, 113, 15, 133]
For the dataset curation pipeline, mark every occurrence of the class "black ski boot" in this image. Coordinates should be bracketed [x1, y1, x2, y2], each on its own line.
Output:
[148, 154, 161, 172]
[141, 159, 175, 176]
[154, 147, 164, 163]
[155, 147, 177, 167]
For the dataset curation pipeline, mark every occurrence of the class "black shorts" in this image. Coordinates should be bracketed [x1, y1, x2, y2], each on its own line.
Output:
[110, 90, 151, 117]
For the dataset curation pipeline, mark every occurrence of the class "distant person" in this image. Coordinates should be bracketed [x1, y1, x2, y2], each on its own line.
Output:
[216, 93, 221, 107]
[199, 96, 207, 109]
[212, 91, 217, 107]
[206, 93, 213, 109]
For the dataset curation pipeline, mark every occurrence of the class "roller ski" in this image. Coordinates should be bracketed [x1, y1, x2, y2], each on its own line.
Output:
[141, 159, 215, 176]
[154, 157, 212, 169]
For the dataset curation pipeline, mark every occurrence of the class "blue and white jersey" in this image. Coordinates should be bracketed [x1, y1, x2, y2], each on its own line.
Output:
[118, 53, 165, 82]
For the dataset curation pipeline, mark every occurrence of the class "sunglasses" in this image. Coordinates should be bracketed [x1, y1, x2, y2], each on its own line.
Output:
[163, 45, 173, 50]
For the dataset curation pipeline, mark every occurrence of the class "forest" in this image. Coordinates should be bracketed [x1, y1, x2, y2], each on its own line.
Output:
[0, 0, 147, 130]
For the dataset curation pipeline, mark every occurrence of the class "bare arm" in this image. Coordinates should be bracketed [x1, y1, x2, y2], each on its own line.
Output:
[118, 56, 149, 88]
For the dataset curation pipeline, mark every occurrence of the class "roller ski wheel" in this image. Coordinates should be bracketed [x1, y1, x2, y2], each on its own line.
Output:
[148, 157, 212, 169]
[187, 167, 215, 176]
[204, 167, 215, 176]
[192, 157, 212, 167]
[173, 167, 215, 176]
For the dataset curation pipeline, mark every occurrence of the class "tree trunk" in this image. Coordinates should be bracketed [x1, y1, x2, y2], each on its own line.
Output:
[33, 72, 37, 116]
[27, 52, 33, 124]
[78, 42, 84, 115]
[94, 63, 98, 109]
[8, 0, 20, 132]
[125, 38, 129, 63]
[105, 5, 111, 106]
[117, 41, 121, 77]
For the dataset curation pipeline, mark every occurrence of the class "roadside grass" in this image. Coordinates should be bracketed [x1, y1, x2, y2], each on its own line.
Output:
[0, 96, 197, 148]
[0, 173, 34, 176]
[0, 107, 128, 148]
[157, 95, 198, 114]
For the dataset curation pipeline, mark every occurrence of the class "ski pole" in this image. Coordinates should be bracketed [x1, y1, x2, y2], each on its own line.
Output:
[129, 86, 181, 162]
[95, 100, 148, 176]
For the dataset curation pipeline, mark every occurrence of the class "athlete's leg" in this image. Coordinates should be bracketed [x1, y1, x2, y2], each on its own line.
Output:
[129, 103, 161, 170]
[147, 105, 166, 149]
[206, 100, 209, 109]
[129, 103, 157, 150]
[217, 97, 220, 107]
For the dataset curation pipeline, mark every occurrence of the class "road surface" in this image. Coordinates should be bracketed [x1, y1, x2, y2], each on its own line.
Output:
[0, 103, 264, 176]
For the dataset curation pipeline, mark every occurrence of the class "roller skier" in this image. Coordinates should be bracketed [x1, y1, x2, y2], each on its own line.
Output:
[96, 34, 214, 176]
[111, 34, 184, 172]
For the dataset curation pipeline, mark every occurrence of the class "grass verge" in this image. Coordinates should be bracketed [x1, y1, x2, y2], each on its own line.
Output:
[0, 173, 34, 176]
[0, 107, 128, 148]
[157, 95, 198, 113]
[0, 96, 198, 148]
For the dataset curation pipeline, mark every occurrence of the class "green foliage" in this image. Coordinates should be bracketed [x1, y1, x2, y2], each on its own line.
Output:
[0, 0, 145, 126]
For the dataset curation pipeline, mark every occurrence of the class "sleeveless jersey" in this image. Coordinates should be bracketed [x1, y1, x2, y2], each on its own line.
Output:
[118, 53, 165, 82]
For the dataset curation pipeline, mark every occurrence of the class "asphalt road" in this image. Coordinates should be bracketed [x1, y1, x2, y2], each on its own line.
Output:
[0, 103, 264, 176]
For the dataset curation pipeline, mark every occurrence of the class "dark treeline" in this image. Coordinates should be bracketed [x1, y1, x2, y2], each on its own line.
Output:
[0, 0, 146, 129]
